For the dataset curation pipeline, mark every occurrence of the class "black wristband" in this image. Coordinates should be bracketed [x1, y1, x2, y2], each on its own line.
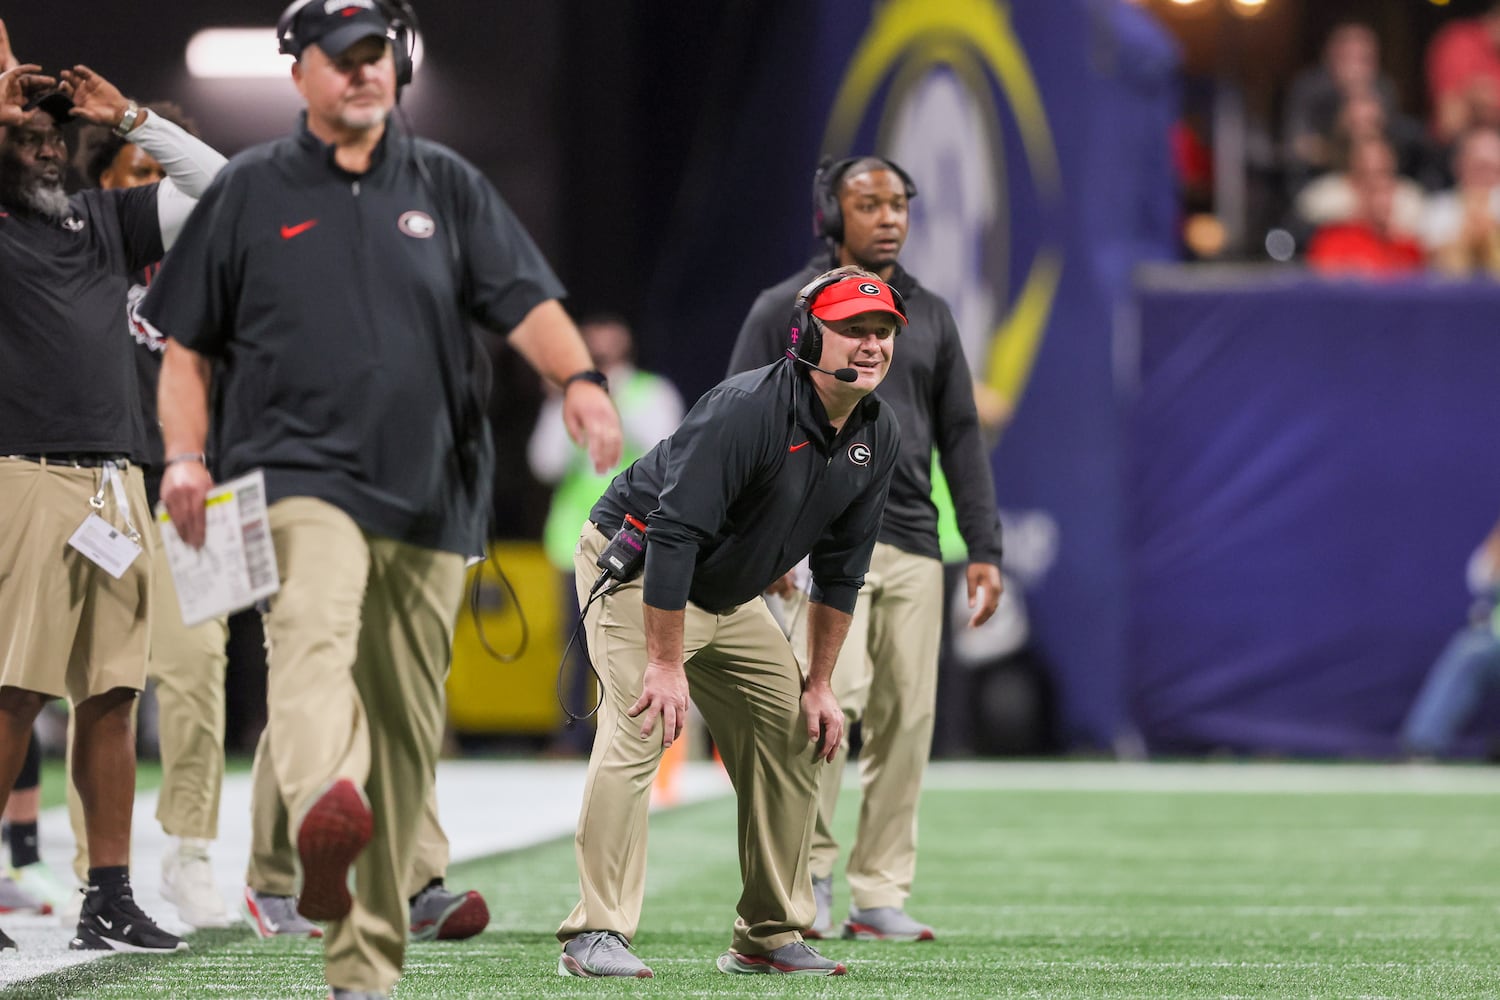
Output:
[564, 369, 609, 392]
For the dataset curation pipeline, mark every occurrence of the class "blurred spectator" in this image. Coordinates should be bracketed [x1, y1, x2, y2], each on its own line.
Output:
[1399, 518, 1500, 758]
[1304, 136, 1425, 275]
[1284, 23, 1407, 191]
[1427, 3, 1500, 148]
[527, 314, 683, 754]
[1422, 126, 1500, 275]
[1296, 130, 1427, 238]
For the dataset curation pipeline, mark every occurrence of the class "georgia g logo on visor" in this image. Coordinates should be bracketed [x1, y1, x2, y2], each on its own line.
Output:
[858, 282, 881, 295]
[848, 442, 872, 467]
[399, 210, 436, 239]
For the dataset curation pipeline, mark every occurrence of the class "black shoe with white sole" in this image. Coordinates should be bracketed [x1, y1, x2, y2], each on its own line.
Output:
[69, 887, 189, 953]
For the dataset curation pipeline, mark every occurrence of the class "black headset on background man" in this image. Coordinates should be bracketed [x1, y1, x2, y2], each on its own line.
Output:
[811, 154, 919, 244]
[276, 0, 421, 89]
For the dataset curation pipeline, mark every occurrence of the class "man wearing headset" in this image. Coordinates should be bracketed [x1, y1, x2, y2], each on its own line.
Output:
[557, 267, 900, 979]
[728, 156, 1004, 942]
[141, 2, 621, 996]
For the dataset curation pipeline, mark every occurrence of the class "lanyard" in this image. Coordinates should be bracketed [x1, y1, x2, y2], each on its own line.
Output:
[90, 461, 142, 545]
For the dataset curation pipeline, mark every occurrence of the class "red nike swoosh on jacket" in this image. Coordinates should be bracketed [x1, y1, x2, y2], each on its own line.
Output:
[788, 441, 811, 453]
[280, 219, 318, 240]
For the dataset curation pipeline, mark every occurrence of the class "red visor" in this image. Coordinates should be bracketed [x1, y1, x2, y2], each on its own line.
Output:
[810, 278, 908, 326]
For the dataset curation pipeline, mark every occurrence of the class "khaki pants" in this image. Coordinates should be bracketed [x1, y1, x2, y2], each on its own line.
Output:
[0, 458, 152, 703]
[246, 734, 452, 900]
[258, 498, 463, 994]
[67, 520, 230, 881]
[784, 542, 942, 910]
[558, 524, 822, 955]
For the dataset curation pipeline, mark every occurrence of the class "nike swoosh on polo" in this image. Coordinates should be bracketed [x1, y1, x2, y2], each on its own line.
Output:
[280, 219, 318, 240]
[789, 441, 811, 453]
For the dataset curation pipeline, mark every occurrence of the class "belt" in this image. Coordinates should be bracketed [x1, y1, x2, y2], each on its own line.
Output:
[7, 453, 131, 468]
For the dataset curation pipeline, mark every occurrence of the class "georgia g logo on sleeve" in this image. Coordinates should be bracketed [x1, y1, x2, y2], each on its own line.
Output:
[848, 442, 872, 467]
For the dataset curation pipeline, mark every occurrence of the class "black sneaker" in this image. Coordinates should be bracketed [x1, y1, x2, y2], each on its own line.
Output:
[70, 887, 190, 953]
[0, 922, 15, 951]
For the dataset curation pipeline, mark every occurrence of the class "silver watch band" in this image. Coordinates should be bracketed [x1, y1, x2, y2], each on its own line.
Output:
[113, 101, 141, 138]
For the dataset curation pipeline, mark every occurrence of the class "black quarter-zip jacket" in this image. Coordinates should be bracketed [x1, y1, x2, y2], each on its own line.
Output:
[590, 360, 900, 615]
[140, 117, 564, 556]
[728, 254, 1003, 566]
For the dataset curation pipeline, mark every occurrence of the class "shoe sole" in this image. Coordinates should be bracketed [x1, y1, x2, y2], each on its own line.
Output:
[295, 780, 373, 923]
[557, 953, 653, 978]
[841, 920, 934, 942]
[411, 891, 490, 942]
[68, 931, 190, 954]
[242, 889, 324, 939]
[716, 951, 847, 975]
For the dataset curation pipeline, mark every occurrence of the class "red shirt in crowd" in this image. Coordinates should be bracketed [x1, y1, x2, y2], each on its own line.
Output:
[1427, 20, 1500, 134]
[1305, 222, 1425, 276]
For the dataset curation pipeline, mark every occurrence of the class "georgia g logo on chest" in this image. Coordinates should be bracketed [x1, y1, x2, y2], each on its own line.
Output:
[847, 442, 872, 467]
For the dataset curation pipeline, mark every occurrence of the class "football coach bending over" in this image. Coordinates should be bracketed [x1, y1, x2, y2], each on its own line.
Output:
[556, 266, 904, 979]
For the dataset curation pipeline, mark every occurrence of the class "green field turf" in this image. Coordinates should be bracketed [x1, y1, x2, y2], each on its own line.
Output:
[5, 765, 1499, 999]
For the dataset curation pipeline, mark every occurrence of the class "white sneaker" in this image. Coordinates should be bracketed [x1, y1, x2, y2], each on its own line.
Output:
[10, 862, 78, 923]
[161, 838, 235, 929]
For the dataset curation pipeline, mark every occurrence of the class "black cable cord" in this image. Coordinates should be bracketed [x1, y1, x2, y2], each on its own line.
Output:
[557, 570, 616, 723]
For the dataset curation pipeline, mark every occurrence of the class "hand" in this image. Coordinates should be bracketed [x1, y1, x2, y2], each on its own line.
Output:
[801, 681, 843, 763]
[0, 20, 19, 73]
[58, 65, 134, 129]
[160, 460, 215, 549]
[0, 64, 52, 127]
[626, 660, 690, 748]
[965, 561, 1003, 628]
[562, 381, 623, 474]
[764, 569, 798, 599]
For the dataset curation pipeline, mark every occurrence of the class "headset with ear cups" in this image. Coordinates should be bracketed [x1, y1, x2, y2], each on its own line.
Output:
[811, 154, 918, 244]
[276, 0, 420, 89]
[787, 273, 847, 367]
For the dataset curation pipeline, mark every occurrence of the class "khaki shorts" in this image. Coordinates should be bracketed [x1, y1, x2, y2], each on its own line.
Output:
[0, 457, 152, 703]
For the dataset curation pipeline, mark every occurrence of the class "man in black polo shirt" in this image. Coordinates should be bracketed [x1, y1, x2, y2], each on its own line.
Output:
[556, 267, 902, 979]
[0, 58, 222, 954]
[142, 3, 621, 997]
[728, 156, 1004, 942]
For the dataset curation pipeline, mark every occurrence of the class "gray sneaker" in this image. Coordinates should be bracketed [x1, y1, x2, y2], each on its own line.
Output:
[243, 887, 323, 939]
[558, 930, 653, 978]
[805, 875, 834, 939]
[409, 883, 489, 941]
[717, 940, 847, 975]
[842, 905, 935, 941]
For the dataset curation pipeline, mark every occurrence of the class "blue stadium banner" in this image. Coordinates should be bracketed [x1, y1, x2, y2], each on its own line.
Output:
[1126, 275, 1500, 757]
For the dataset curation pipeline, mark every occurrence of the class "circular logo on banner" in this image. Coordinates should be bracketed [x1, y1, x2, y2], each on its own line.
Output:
[822, 0, 1065, 414]
[399, 210, 436, 239]
[848, 442, 872, 467]
[858, 282, 881, 295]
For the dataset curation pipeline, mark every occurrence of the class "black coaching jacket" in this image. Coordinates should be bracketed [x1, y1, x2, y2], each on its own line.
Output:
[590, 359, 900, 615]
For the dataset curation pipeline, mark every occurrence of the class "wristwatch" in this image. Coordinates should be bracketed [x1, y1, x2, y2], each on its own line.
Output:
[113, 101, 141, 137]
[565, 369, 609, 392]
